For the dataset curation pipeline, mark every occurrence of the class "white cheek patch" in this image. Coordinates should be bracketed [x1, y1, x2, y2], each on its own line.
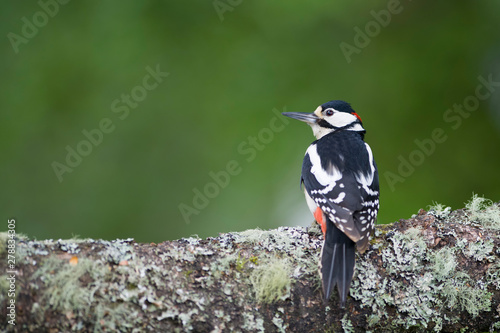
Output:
[329, 112, 358, 127]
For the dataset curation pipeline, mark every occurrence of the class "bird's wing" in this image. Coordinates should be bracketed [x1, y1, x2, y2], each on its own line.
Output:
[301, 142, 379, 250]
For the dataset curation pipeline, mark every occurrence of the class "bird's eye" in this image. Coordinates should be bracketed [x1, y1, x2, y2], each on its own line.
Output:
[325, 109, 334, 116]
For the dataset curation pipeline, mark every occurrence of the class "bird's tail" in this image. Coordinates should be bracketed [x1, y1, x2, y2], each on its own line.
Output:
[319, 221, 356, 307]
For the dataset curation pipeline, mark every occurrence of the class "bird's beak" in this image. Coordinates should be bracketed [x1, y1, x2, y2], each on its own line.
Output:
[282, 112, 319, 124]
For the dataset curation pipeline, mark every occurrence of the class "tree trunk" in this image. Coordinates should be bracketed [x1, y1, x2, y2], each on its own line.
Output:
[1, 204, 500, 332]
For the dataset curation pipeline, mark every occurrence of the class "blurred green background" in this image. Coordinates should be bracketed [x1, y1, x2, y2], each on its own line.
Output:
[1, 1, 499, 242]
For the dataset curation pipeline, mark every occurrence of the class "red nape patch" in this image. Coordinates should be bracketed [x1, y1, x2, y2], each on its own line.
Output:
[351, 112, 362, 122]
[314, 207, 327, 236]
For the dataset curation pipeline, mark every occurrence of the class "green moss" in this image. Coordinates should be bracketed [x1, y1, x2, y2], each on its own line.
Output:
[232, 253, 259, 272]
[235, 252, 249, 272]
[249, 255, 258, 264]
[250, 256, 292, 303]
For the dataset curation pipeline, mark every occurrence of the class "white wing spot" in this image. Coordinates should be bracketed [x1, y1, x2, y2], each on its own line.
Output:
[329, 192, 345, 204]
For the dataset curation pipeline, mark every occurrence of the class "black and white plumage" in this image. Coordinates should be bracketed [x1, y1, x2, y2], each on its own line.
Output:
[283, 100, 379, 307]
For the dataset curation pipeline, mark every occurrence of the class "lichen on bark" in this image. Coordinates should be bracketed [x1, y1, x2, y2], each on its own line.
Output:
[0, 198, 499, 332]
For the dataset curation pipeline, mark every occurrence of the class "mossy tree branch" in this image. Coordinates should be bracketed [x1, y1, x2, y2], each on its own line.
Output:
[1, 200, 500, 332]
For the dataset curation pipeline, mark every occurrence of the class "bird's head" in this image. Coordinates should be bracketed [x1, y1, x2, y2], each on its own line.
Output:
[282, 100, 365, 139]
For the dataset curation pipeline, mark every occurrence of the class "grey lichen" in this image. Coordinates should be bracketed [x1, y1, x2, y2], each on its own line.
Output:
[1, 198, 499, 332]
[464, 239, 495, 262]
[29, 247, 143, 332]
[430, 247, 457, 281]
[341, 313, 355, 333]
[382, 227, 427, 274]
[32, 256, 108, 314]
[491, 321, 500, 332]
[57, 238, 81, 254]
[441, 271, 491, 317]
[428, 202, 452, 219]
[250, 256, 292, 303]
[99, 238, 135, 264]
[486, 262, 500, 290]
[242, 312, 265, 332]
[352, 213, 495, 331]
[465, 194, 500, 230]
[272, 312, 288, 333]
[2, 225, 328, 332]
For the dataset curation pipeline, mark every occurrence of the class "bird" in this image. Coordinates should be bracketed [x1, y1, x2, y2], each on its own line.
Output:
[282, 100, 379, 307]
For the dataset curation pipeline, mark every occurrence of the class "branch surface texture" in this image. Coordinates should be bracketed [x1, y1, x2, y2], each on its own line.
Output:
[1, 198, 500, 332]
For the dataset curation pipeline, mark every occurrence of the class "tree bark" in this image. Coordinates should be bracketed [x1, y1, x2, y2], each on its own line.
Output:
[1, 204, 500, 332]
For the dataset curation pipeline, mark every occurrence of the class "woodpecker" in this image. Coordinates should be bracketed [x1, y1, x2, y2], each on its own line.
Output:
[283, 100, 379, 307]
